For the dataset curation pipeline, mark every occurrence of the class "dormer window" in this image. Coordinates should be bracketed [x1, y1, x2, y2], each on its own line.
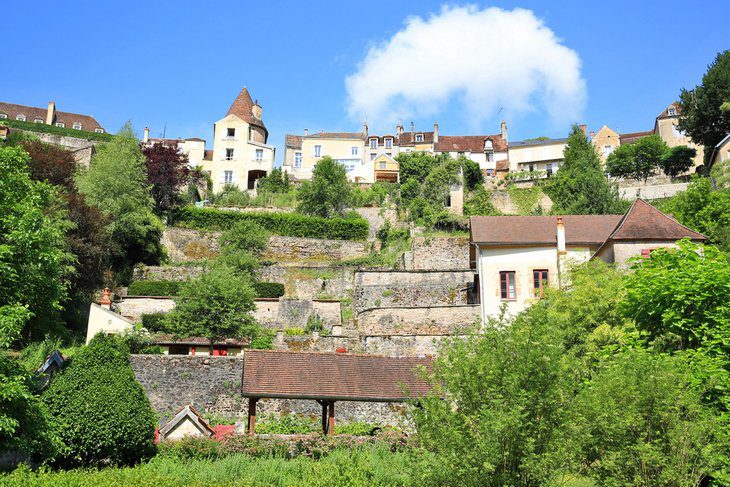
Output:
[668, 107, 676, 116]
[95, 128, 104, 133]
[55, 122, 65, 128]
[34, 118, 44, 124]
[385, 138, 392, 149]
[369, 138, 378, 149]
[415, 134, 424, 142]
[484, 139, 493, 151]
[0, 113, 7, 119]
[73, 122, 82, 130]
[16, 115, 26, 121]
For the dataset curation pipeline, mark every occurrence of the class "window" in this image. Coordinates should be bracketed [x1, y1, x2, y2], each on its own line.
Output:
[95, 128, 104, 133]
[528, 163, 535, 172]
[72, 122, 82, 130]
[602, 145, 614, 157]
[415, 133, 424, 142]
[314, 145, 322, 157]
[379, 162, 387, 170]
[546, 162, 553, 177]
[225, 148, 234, 161]
[486, 151, 494, 162]
[34, 118, 44, 124]
[226, 127, 235, 138]
[499, 271, 516, 300]
[672, 125, 683, 138]
[294, 152, 302, 167]
[668, 107, 676, 116]
[16, 115, 26, 121]
[485, 169, 494, 177]
[255, 149, 264, 161]
[351, 146, 359, 156]
[533, 269, 549, 297]
[370, 153, 376, 160]
[224, 170, 233, 184]
[369, 138, 378, 149]
[0, 113, 6, 119]
[458, 151, 465, 157]
[385, 138, 392, 149]
[55, 122, 65, 127]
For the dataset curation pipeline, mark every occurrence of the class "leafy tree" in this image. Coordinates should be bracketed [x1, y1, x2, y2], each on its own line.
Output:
[464, 186, 500, 216]
[395, 152, 439, 185]
[0, 146, 73, 341]
[545, 125, 623, 214]
[76, 123, 163, 280]
[257, 168, 290, 194]
[422, 158, 461, 209]
[660, 145, 697, 178]
[678, 50, 730, 151]
[297, 157, 351, 218]
[42, 334, 156, 467]
[141, 142, 190, 214]
[459, 156, 483, 191]
[23, 140, 77, 188]
[214, 220, 268, 275]
[606, 134, 666, 181]
[399, 178, 421, 205]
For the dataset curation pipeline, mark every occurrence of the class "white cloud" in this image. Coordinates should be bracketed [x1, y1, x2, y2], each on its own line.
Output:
[345, 5, 586, 131]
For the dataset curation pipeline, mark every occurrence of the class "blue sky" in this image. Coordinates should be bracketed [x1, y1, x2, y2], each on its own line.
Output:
[3, 1, 727, 163]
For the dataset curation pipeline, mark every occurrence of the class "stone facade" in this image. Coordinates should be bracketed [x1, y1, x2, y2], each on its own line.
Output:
[403, 236, 470, 270]
[132, 265, 206, 282]
[356, 305, 480, 336]
[355, 207, 399, 239]
[115, 296, 176, 321]
[162, 228, 221, 263]
[25, 131, 100, 166]
[619, 182, 689, 200]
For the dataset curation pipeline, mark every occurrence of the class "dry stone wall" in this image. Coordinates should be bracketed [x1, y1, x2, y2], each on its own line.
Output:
[259, 265, 355, 299]
[357, 305, 480, 336]
[132, 265, 205, 282]
[403, 236, 470, 270]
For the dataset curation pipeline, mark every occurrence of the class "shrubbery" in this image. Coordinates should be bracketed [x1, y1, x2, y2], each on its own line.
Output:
[0, 119, 114, 142]
[42, 334, 157, 467]
[253, 281, 285, 298]
[170, 206, 369, 241]
[127, 280, 181, 296]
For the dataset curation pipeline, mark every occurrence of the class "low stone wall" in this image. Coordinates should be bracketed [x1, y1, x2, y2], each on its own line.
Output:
[132, 265, 205, 282]
[115, 297, 176, 321]
[162, 228, 220, 262]
[403, 236, 470, 270]
[357, 305, 480, 336]
[363, 335, 449, 356]
[353, 270, 473, 312]
[355, 207, 398, 239]
[259, 265, 355, 300]
[619, 182, 688, 200]
[29, 132, 99, 167]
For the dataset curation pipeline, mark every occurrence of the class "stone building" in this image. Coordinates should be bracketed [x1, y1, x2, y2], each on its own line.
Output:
[433, 121, 508, 179]
[507, 136, 569, 179]
[0, 99, 106, 133]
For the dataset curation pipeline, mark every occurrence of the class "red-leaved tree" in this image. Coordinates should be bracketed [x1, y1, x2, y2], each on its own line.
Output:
[141, 142, 190, 214]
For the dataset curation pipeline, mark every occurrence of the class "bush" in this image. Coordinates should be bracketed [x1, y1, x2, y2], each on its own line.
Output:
[42, 334, 157, 467]
[211, 185, 251, 208]
[141, 313, 167, 332]
[0, 119, 114, 142]
[249, 331, 275, 350]
[127, 280, 181, 296]
[170, 206, 369, 241]
[253, 281, 285, 298]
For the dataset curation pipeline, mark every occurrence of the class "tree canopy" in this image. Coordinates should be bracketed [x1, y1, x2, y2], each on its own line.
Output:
[296, 157, 351, 218]
[141, 141, 190, 214]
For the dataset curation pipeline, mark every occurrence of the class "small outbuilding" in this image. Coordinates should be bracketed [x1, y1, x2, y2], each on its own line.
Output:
[158, 404, 216, 442]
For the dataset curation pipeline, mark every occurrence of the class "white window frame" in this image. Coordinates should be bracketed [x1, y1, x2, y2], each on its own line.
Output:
[370, 153, 376, 160]
[672, 125, 682, 138]
[95, 128, 104, 133]
[351, 146, 359, 156]
[255, 149, 264, 161]
[55, 122, 65, 127]
[0, 113, 7, 119]
[34, 118, 44, 124]
[294, 152, 302, 168]
[72, 122, 82, 130]
[16, 115, 26, 121]
[369, 138, 378, 149]
[602, 145, 614, 157]
[224, 170, 234, 184]
[415, 133, 424, 142]
[668, 107, 676, 116]
[385, 138, 392, 149]
[314, 145, 322, 157]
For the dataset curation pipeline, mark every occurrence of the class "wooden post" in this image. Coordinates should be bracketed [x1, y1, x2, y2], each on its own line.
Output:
[247, 398, 258, 436]
[327, 401, 335, 436]
[318, 400, 328, 435]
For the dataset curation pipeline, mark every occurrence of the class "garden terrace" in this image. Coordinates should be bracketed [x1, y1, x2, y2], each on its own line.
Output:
[242, 350, 431, 435]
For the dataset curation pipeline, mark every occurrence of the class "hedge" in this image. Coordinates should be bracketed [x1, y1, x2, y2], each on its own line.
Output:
[128, 280, 180, 296]
[140, 313, 167, 332]
[0, 119, 114, 142]
[169, 206, 369, 241]
[254, 281, 285, 298]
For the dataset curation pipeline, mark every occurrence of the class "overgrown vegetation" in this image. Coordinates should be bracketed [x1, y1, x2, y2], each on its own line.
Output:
[0, 119, 114, 142]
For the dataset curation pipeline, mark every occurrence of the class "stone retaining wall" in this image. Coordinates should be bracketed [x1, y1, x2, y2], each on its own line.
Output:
[132, 265, 205, 282]
[403, 236, 470, 270]
[357, 305, 480, 336]
[619, 182, 689, 200]
[259, 265, 355, 299]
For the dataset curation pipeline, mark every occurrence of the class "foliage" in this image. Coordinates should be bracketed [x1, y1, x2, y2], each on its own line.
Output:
[284, 327, 305, 336]
[460, 156, 483, 190]
[399, 178, 421, 205]
[660, 145, 697, 178]
[0, 145, 73, 342]
[140, 313, 167, 332]
[253, 281, 285, 298]
[170, 206, 369, 241]
[211, 184, 251, 207]
[350, 182, 398, 208]
[141, 142, 190, 214]
[297, 156, 352, 218]
[507, 185, 544, 215]
[163, 265, 259, 344]
[0, 119, 114, 142]
[249, 330, 275, 350]
[256, 168, 291, 194]
[304, 314, 324, 333]
[396, 151, 439, 185]
[218, 220, 269, 256]
[657, 177, 730, 251]
[75, 123, 163, 279]
[42, 334, 157, 467]
[678, 50, 730, 151]
[422, 158, 461, 209]
[545, 124, 623, 215]
[118, 329, 163, 354]
[22, 139, 77, 188]
[464, 186, 500, 216]
[127, 280, 181, 297]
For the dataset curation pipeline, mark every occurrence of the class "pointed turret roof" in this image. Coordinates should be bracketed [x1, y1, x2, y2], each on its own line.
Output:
[226, 87, 267, 133]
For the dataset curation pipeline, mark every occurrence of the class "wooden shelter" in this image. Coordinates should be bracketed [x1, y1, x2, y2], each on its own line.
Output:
[241, 350, 432, 435]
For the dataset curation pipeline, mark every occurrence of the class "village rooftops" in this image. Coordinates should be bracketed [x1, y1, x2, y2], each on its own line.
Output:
[242, 349, 432, 402]
[509, 137, 568, 148]
[435, 134, 507, 152]
[470, 214, 623, 246]
[619, 130, 654, 145]
[0, 100, 105, 133]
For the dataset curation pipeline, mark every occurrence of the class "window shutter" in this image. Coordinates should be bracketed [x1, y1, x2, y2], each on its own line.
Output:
[219, 171, 226, 184]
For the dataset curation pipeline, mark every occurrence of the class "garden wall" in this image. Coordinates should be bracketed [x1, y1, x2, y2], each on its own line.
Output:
[357, 305, 480, 336]
[402, 236, 470, 271]
[132, 265, 205, 282]
[259, 265, 355, 300]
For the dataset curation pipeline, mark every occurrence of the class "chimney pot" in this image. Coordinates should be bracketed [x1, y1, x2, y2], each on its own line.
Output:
[579, 124, 587, 135]
[500, 120, 508, 142]
[143, 127, 150, 143]
[99, 287, 112, 309]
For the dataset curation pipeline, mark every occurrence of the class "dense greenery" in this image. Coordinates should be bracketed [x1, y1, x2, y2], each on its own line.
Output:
[170, 206, 369, 241]
[42, 334, 156, 467]
[0, 119, 114, 142]
[256, 167, 291, 194]
[297, 156, 352, 217]
[253, 281, 285, 298]
[545, 124, 624, 214]
[606, 134, 695, 180]
[141, 141, 190, 214]
[127, 280, 181, 297]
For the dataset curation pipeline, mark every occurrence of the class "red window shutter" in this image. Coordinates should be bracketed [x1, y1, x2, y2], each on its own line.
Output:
[190, 346, 196, 356]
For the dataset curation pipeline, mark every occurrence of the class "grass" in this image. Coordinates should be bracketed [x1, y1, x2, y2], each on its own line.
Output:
[2, 447, 416, 486]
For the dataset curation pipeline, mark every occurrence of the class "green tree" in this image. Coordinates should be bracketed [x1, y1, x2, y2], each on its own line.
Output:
[257, 168, 291, 194]
[678, 50, 730, 152]
[76, 123, 163, 280]
[214, 220, 269, 275]
[297, 157, 351, 218]
[395, 152, 439, 185]
[0, 146, 73, 341]
[42, 334, 156, 467]
[460, 156, 483, 191]
[606, 135, 667, 181]
[464, 186, 500, 216]
[545, 125, 623, 214]
[422, 158, 461, 209]
[660, 145, 697, 178]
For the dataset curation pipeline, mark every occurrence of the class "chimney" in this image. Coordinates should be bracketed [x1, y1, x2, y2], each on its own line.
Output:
[410, 122, 415, 142]
[579, 124, 587, 136]
[362, 121, 368, 138]
[433, 122, 439, 143]
[500, 120, 508, 142]
[303, 128, 309, 136]
[251, 99, 262, 120]
[99, 287, 112, 309]
[589, 130, 595, 140]
[46, 100, 56, 125]
[556, 216, 566, 254]
[143, 127, 150, 143]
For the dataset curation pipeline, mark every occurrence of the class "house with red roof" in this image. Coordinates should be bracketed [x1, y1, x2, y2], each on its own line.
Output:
[469, 199, 706, 321]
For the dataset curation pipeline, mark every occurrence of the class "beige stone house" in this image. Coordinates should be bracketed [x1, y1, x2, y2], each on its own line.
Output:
[470, 199, 705, 322]
[708, 133, 730, 187]
[434, 122, 508, 179]
[507, 136, 568, 179]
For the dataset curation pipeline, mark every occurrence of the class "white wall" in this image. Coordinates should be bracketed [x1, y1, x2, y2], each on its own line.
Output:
[86, 303, 135, 344]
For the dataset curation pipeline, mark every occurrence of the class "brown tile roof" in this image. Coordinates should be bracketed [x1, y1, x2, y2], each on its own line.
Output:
[226, 87, 266, 132]
[606, 198, 705, 241]
[656, 102, 681, 119]
[470, 214, 623, 246]
[0, 101, 105, 133]
[242, 350, 432, 402]
[435, 134, 507, 153]
[153, 334, 248, 346]
[397, 131, 434, 146]
[285, 134, 302, 149]
[306, 131, 363, 140]
[619, 130, 653, 145]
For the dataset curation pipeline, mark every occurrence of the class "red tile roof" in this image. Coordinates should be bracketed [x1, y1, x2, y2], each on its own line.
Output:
[619, 130, 653, 145]
[242, 350, 432, 402]
[226, 87, 266, 132]
[285, 134, 302, 149]
[0, 101, 105, 133]
[306, 131, 363, 139]
[397, 131, 434, 146]
[435, 134, 507, 153]
[656, 102, 681, 119]
[470, 214, 623, 246]
[606, 198, 705, 241]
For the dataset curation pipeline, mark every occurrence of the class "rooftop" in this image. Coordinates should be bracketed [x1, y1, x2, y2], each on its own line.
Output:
[509, 137, 569, 148]
[470, 214, 623, 246]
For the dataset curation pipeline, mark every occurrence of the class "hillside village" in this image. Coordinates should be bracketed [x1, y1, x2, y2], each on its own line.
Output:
[1, 41, 730, 486]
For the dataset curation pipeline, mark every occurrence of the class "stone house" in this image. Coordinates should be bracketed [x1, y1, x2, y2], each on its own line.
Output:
[0, 100, 105, 133]
[470, 199, 705, 322]
[507, 136, 569, 179]
[708, 133, 730, 187]
[433, 122, 508, 179]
